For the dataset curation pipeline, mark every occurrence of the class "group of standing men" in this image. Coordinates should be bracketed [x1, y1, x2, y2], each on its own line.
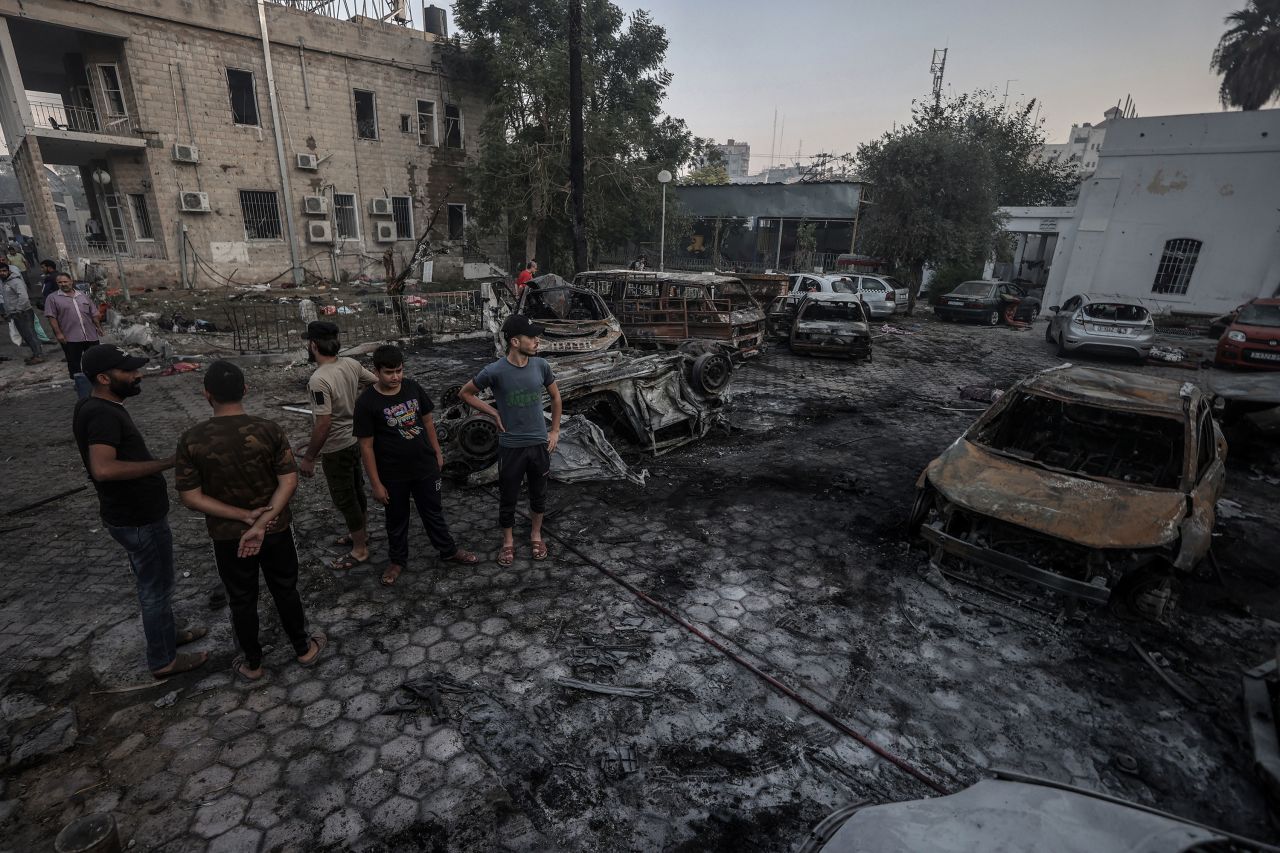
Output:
[2, 258, 102, 397]
[71, 312, 562, 680]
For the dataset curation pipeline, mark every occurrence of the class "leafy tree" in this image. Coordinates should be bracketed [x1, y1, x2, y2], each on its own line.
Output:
[1212, 0, 1280, 110]
[681, 162, 730, 185]
[451, 0, 699, 274]
[856, 90, 1076, 312]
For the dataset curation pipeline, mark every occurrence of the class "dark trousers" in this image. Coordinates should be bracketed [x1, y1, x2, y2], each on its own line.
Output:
[61, 339, 97, 379]
[107, 518, 177, 671]
[385, 476, 458, 566]
[213, 530, 309, 669]
[321, 443, 367, 533]
[497, 444, 550, 529]
[10, 308, 42, 357]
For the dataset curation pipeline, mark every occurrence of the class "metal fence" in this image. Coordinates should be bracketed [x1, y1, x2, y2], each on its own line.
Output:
[221, 291, 483, 354]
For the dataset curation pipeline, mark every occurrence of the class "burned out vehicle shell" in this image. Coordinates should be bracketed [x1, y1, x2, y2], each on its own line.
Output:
[485, 276, 624, 357]
[910, 366, 1227, 608]
[788, 293, 872, 360]
[435, 349, 734, 479]
[573, 270, 766, 359]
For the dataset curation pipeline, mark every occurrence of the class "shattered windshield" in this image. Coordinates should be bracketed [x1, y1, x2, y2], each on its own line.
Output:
[973, 392, 1185, 488]
[951, 281, 993, 297]
[1083, 302, 1149, 322]
[799, 301, 866, 323]
[523, 287, 608, 321]
[1238, 303, 1280, 328]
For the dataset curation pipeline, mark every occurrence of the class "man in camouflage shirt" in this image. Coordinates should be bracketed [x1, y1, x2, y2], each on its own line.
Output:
[176, 361, 325, 681]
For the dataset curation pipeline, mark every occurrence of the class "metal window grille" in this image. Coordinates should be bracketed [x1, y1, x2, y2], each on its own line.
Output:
[102, 194, 129, 253]
[391, 196, 413, 240]
[239, 190, 283, 240]
[128, 194, 154, 240]
[416, 100, 436, 146]
[1150, 238, 1202, 295]
[226, 68, 259, 125]
[354, 90, 378, 139]
[333, 193, 359, 240]
[444, 103, 462, 149]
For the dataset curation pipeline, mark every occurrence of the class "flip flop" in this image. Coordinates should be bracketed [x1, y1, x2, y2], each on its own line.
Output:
[332, 552, 369, 571]
[176, 625, 208, 646]
[151, 651, 209, 680]
[297, 632, 328, 667]
[382, 563, 404, 586]
[232, 656, 265, 682]
[497, 544, 515, 567]
[335, 533, 377, 547]
[443, 549, 479, 565]
[530, 540, 549, 561]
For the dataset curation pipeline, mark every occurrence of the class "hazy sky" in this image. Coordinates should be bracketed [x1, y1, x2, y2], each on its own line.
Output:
[607, 0, 1241, 174]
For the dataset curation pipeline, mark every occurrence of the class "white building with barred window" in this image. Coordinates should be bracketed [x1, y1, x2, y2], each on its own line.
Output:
[1042, 108, 1280, 317]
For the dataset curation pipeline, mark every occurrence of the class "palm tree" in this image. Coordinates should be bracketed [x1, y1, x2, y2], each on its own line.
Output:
[1212, 0, 1280, 110]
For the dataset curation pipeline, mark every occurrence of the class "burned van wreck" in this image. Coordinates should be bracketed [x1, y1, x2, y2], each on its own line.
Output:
[910, 366, 1227, 616]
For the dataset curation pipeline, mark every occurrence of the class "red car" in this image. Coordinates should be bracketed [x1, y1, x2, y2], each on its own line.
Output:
[1215, 298, 1280, 370]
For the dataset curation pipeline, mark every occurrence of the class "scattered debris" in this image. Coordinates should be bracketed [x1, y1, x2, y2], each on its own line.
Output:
[599, 743, 641, 775]
[153, 690, 181, 709]
[1148, 344, 1188, 363]
[1131, 641, 1201, 707]
[4, 485, 88, 517]
[552, 677, 654, 699]
[958, 385, 1003, 404]
[383, 674, 473, 722]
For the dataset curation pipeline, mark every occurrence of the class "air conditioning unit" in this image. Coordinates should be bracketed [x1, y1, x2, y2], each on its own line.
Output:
[178, 191, 210, 213]
[302, 195, 328, 215]
[296, 153, 319, 170]
[172, 143, 199, 164]
[368, 197, 393, 216]
[307, 221, 334, 243]
[373, 222, 397, 242]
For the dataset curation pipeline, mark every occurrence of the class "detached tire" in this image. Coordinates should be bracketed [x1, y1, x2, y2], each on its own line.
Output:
[441, 384, 464, 407]
[691, 352, 732, 395]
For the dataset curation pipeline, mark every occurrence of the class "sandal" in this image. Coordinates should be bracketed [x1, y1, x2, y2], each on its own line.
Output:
[382, 563, 404, 586]
[530, 539, 549, 561]
[497, 544, 515, 567]
[232, 656, 265, 682]
[332, 552, 369, 571]
[443, 549, 479, 565]
[335, 533, 377, 547]
[151, 651, 209, 680]
[297, 632, 328, 667]
[176, 625, 208, 646]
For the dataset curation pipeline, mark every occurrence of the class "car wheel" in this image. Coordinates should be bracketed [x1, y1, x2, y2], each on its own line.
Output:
[908, 486, 934, 532]
[1055, 331, 1068, 357]
[691, 352, 733, 394]
[441, 384, 464, 407]
[1044, 321, 1055, 343]
[987, 310, 1000, 326]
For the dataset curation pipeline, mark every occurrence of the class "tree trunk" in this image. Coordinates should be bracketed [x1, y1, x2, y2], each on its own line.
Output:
[524, 218, 540, 270]
[906, 259, 925, 316]
[568, 0, 588, 274]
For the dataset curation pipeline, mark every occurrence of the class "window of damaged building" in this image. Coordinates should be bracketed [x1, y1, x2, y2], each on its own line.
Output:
[447, 203, 466, 241]
[444, 103, 462, 149]
[128, 194, 155, 241]
[1151, 238, 1202, 296]
[392, 196, 413, 240]
[239, 190, 283, 240]
[226, 68, 259, 126]
[333, 193, 359, 240]
[417, 99, 436, 146]
[354, 89, 378, 140]
[97, 64, 127, 119]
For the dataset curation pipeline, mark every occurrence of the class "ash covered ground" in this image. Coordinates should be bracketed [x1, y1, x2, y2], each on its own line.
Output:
[1, 316, 1278, 851]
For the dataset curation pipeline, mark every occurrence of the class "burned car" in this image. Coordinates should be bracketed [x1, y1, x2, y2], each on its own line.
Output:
[909, 366, 1227, 616]
[435, 348, 734, 480]
[574, 270, 766, 359]
[484, 274, 623, 357]
[788, 293, 872, 360]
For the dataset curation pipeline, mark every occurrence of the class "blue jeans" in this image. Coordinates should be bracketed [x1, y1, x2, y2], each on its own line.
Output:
[107, 519, 177, 671]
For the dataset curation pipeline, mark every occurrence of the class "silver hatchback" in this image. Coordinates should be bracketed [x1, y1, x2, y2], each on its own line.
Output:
[1045, 293, 1156, 360]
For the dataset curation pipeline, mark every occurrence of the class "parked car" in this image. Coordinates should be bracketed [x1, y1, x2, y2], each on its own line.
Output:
[786, 272, 906, 318]
[1214, 298, 1280, 371]
[573, 270, 766, 359]
[934, 279, 1039, 325]
[909, 365, 1226, 618]
[787, 293, 872, 360]
[483, 275, 623, 357]
[1045, 293, 1156, 360]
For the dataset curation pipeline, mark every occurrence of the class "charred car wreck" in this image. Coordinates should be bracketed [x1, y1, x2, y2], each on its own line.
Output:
[434, 348, 734, 480]
[484, 275, 624, 357]
[910, 366, 1226, 617]
[787, 293, 872, 360]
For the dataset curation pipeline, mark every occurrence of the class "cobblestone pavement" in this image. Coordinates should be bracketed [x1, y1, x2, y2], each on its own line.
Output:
[1, 316, 1278, 851]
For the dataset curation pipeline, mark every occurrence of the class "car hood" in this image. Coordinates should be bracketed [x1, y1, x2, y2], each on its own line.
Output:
[924, 439, 1186, 549]
[795, 320, 869, 335]
[1229, 322, 1280, 342]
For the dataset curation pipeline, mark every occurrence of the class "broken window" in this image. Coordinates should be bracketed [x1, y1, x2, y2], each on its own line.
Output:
[523, 288, 608, 321]
[444, 103, 462, 148]
[97, 64, 127, 118]
[974, 393, 1185, 488]
[391, 195, 413, 240]
[333, 193, 359, 240]
[239, 190, 282, 240]
[128, 194, 154, 240]
[799, 300, 865, 323]
[1081, 302, 1149, 322]
[417, 99, 436, 146]
[1151, 238, 1201, 295]
[354, 89, 378, 140]
[447, 203, 465, 240]
[226, 68, 259, 126]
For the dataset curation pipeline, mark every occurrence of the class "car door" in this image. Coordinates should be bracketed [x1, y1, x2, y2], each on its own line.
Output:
[1178, 404, 1227, 569]
[1053, 295, 1082, 339]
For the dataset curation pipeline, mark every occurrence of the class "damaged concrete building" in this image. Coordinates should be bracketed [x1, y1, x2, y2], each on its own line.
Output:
[0, 0, 500, 287]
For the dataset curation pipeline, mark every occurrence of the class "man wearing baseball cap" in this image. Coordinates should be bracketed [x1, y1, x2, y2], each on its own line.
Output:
[73, 344, 208, 679]
[297, 320, 377, 570]
[459, 313, 562, 566]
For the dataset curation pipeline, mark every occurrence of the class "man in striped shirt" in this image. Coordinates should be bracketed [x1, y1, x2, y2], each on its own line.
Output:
[45, 271, 103, 399]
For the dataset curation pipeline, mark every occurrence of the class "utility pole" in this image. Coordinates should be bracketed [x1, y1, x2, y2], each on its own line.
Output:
[765, 108, 777, 184]
[1002, 78, 1018, 110]
[568, 0, 588, 274]
[930, 48, 947, 112]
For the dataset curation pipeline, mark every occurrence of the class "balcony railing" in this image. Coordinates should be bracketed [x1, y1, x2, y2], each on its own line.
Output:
[29, 102, 137, 137]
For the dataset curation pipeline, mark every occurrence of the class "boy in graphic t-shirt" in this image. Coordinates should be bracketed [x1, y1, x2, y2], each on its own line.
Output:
[354, 345, 478, 587]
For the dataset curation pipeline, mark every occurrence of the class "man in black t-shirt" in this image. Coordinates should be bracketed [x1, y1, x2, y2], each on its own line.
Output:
[73, 345, 207, 679]
[354, 345, 477, 586]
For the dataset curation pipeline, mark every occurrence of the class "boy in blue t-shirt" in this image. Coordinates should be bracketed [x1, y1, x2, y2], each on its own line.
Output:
[460, 314, 562, 566]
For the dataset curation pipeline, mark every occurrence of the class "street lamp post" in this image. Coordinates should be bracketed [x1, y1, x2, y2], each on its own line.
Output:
[657, 169, 672, 272]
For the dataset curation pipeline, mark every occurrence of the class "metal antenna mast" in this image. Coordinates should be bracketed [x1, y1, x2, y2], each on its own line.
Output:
[930, 48, 948, 110]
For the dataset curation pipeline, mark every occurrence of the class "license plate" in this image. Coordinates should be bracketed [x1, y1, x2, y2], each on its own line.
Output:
[946, 300, 963, 306]
[1091, 324, 1128, 335]
[1246, 350, 1280, 362]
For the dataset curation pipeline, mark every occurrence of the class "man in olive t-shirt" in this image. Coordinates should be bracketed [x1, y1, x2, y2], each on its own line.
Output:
[176, 361, 324, 681]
